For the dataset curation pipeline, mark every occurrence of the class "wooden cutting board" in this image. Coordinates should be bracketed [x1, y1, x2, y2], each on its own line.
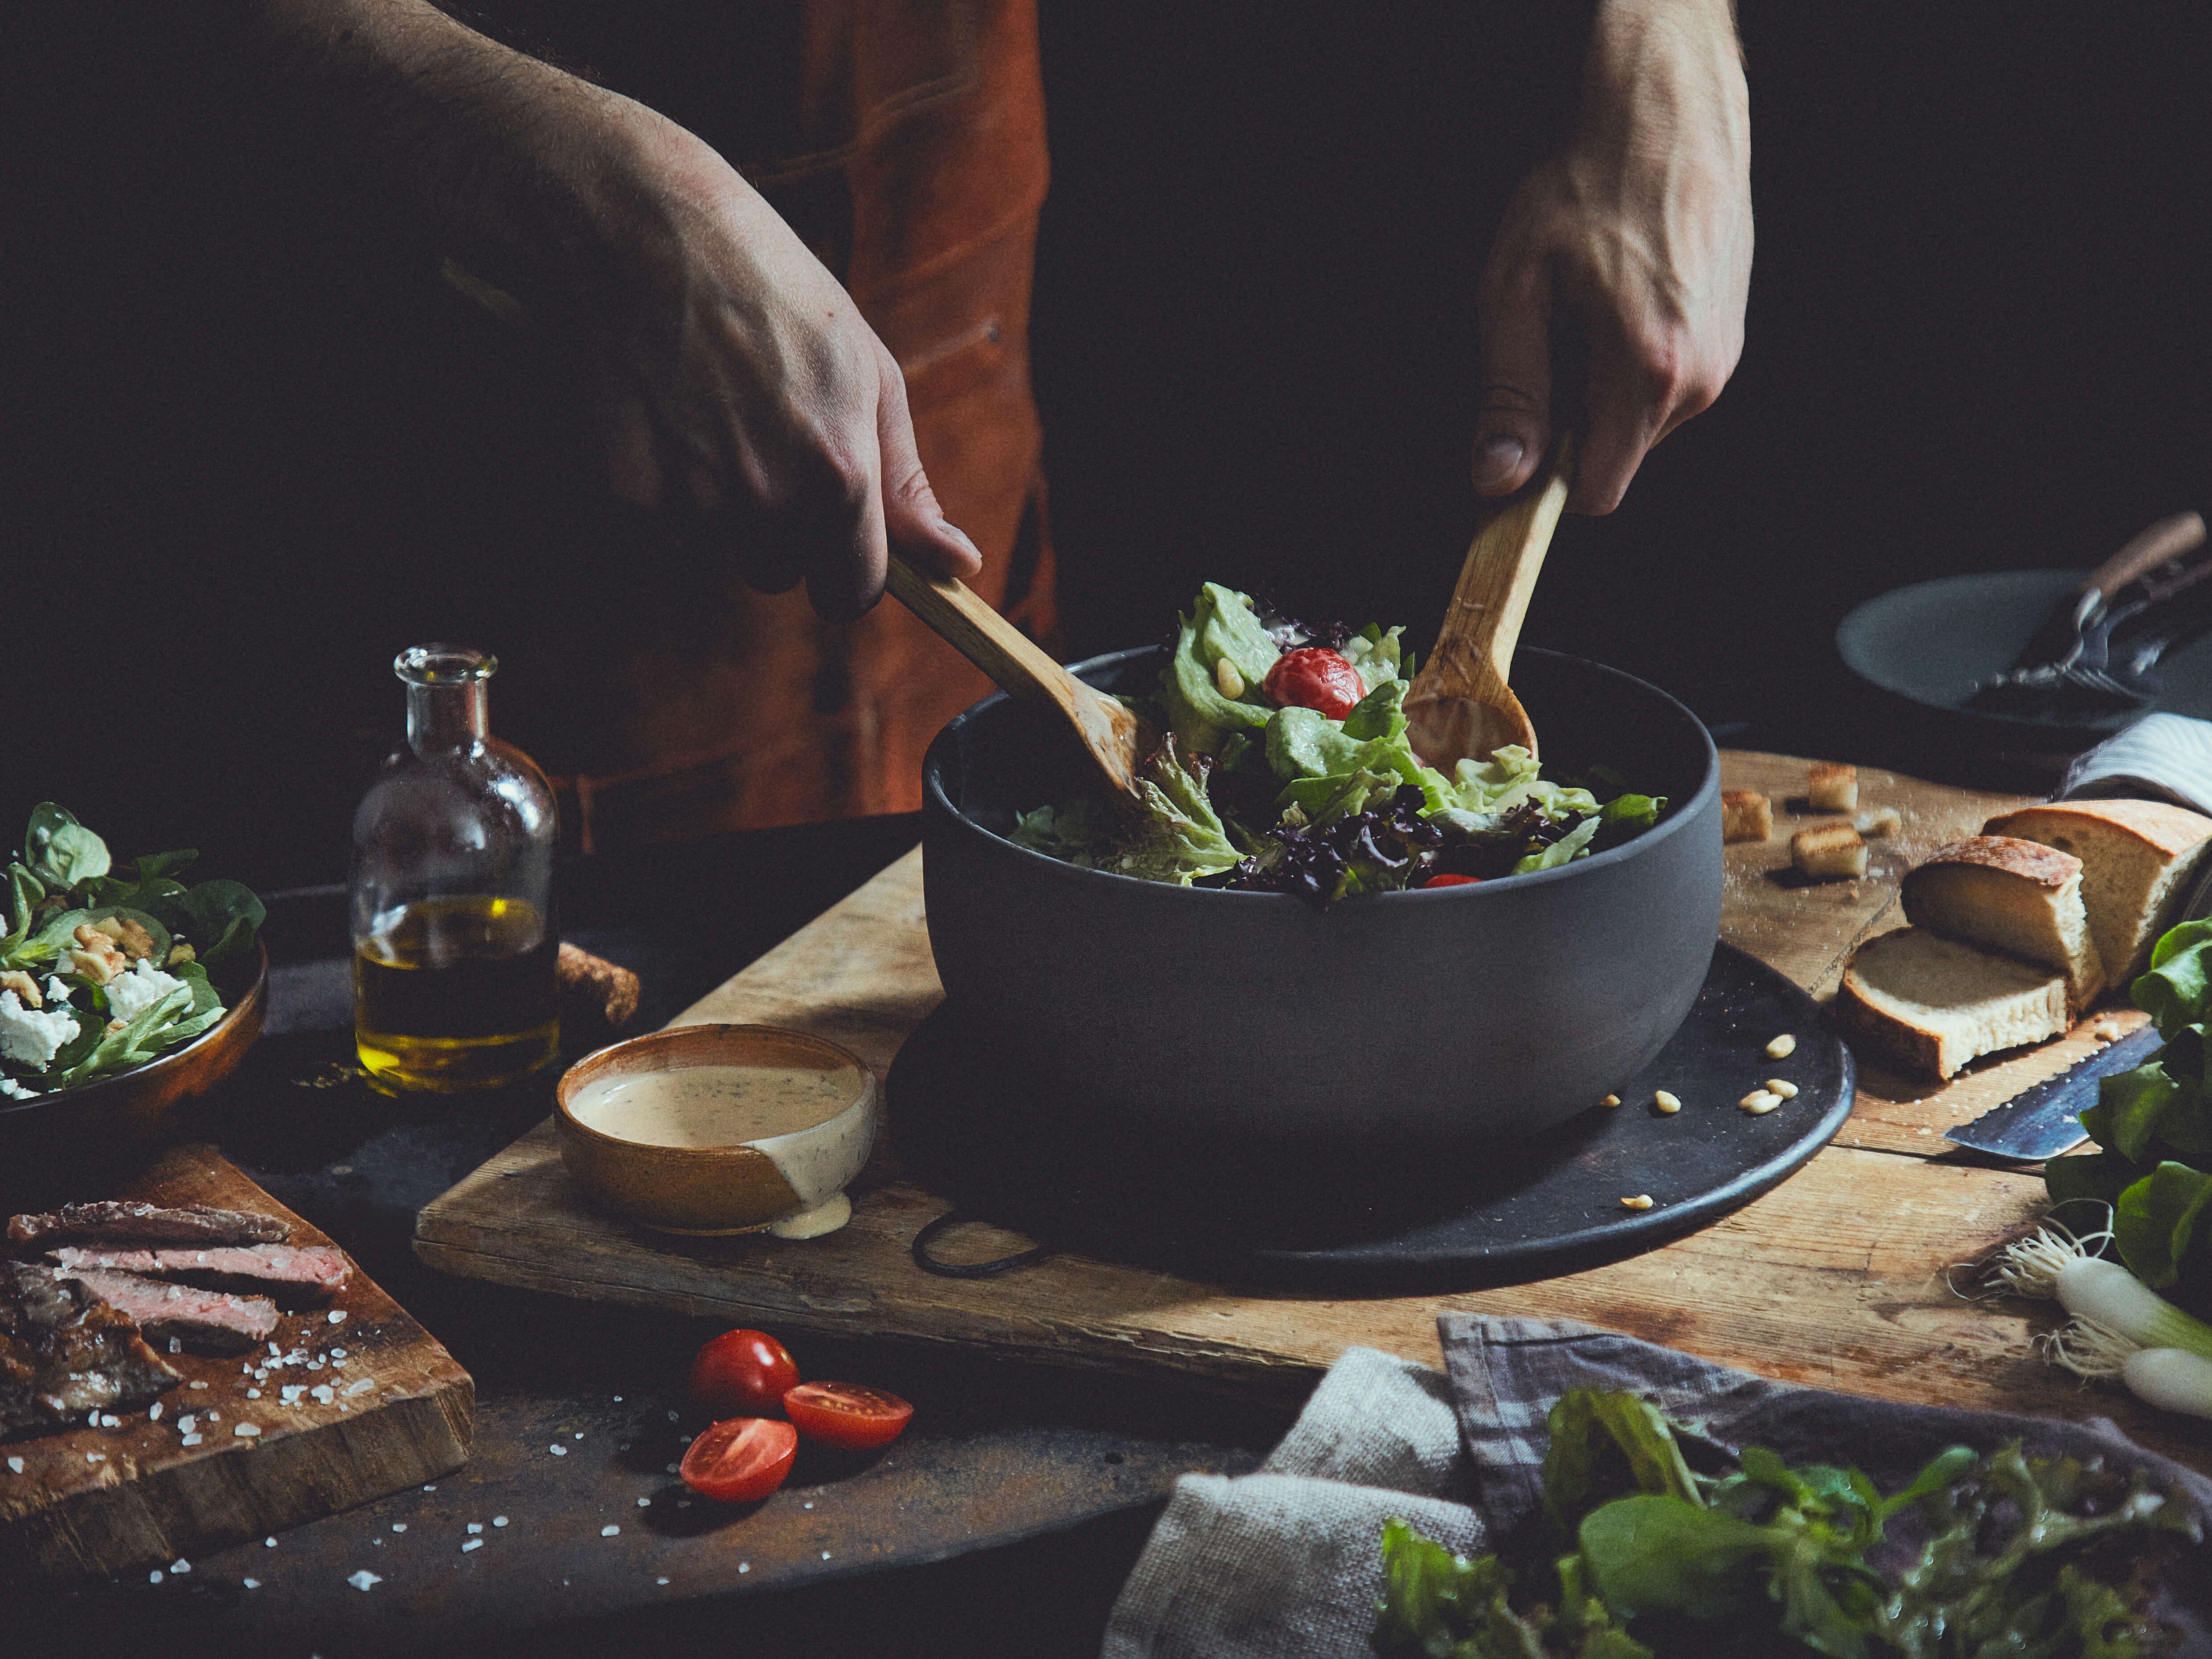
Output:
[415, 753, 2212, 1474]
[2, 1143, 473, 1577]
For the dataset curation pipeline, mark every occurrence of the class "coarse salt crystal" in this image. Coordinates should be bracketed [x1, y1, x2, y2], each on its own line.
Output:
[492, 1516, 507, 1527]
[6, 1458, 21, 1474]
[392, 1524, 406, 1533]
[668, 1410, 679, 1422]
[206, 1410, 219, 1421]
[822, 1551, 832, 1561]
[423, 1484, 436, 1491]
[86, 1453, 105, 1463]
[738, 1562, 748, 1573]
[311, 1385, 336, 1404]
[177, 1416, 195, 1434]
[99, 1413, 119, 1428]
[242, 1577, 260, 1589]
[636, 1498, 650, 1508]
[467, 1522, 483, 1534]
[612, 1396, 622, 1402]
[181, 1434, 202, 1446]
[147, 1402, 162, 1421]
[87, 1409, 99, 1426]
[348, 1570, 381, 1591]
[344, 1379, 374, 1397]
[266, 1537, 277, 1547]
[234, 1424, 261, 1438]
[656, 1577, 668, 1585]
[188, 1380, 208, 1390]
[549, 1445, 567, 1456]
[330, 1348, 346, 1358]
[149, 1570, 163, 1584]
[665, 1463, 678, 1475]
[600, 1525, 619, 1537]
[170, 1559, 190, 1574]
[269, 1344, 281, 1356]
[462, 1539, 482, 1553]
[246, 1389, 261, 1399]
[328, 1311, 346, 1324]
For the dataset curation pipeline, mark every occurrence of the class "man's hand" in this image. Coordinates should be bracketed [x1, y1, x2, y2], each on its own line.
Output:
[247, 0, 981, 619]
[1471, 0, 1752, 515]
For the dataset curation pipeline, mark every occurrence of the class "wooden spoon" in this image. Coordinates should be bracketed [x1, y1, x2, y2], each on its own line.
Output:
[885, 554, 1146, 798]
[1405, 439, 1574, 768]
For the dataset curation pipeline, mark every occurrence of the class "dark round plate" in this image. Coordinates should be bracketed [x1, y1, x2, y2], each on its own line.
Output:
[888, 940, 1851, 1292]
[1836, 568, 2212, 744]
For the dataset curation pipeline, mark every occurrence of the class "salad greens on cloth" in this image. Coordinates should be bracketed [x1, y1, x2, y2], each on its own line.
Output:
[1376, 1396, 2189, 1657]
[2048, 918, 2212, 1294]
[1098, 1318, 2208, 1659]
[0, 803, 263, 1098]
[1012, 583, 1665, 901]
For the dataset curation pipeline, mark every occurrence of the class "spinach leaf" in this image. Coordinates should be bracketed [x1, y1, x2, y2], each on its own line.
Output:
[177, 879, 265, 967]
[131, 849, 199, 881]
[1540, 1390, 1702, 1541]
[2112, 1161, 2212, 1290]
[50, 982, 193, 1086]
[25, 803, 111, 889]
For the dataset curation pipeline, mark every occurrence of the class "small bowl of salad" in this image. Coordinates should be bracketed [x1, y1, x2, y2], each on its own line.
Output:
[918, 584, 1722, 1161]
[0, 804, 267, 1181]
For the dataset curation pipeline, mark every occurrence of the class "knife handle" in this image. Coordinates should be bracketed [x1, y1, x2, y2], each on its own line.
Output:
[2085, 512, 2208, 600]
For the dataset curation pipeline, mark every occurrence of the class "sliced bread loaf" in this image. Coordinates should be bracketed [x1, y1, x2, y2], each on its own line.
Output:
[1900, 836, 2103, 1008]
[1836, 928, 2069, 1080]
[1981, 799, 2212, 983]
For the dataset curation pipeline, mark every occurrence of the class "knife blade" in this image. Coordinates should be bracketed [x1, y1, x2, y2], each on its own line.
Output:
[1946, 1024, 2165, 1160]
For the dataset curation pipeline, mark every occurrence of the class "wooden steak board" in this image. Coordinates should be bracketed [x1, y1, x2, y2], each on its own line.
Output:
[415, 753, 2211, 1475]
[2, 1143, 473, 1577]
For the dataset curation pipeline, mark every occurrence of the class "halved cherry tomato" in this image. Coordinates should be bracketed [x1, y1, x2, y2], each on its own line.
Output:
[1422, 873, 1483, 889]
[679, 1416, 798, 1503]
[1263, 648, 1365, 720]
[782, 1381, 914, 1450]
[689, 1328, 800, 1417]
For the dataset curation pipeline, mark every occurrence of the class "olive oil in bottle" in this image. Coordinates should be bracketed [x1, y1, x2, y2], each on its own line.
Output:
[350, 645, 559, 1094]
[353, 896, 559, 1091]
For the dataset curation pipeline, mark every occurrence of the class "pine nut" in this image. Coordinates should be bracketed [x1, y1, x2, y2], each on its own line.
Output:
[1765, 1079, 1798, 1099]
[1740, 1091, 1783, 1114]
[2092, 1023, 2122, 1042]
[1652, 1090, 1682, 1115]
[1599, 1094, 1621, 1108]
[1765, 1033, 1796, 1059]
[1620, 1194, 1655, 1211]
[1214, 657, 1244, 699]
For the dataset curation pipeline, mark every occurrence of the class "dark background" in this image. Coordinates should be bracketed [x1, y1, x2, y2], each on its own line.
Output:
[5, 2, 2210, 884]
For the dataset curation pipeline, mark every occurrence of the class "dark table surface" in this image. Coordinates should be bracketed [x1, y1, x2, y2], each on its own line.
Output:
[14, 815, 1292, 1659]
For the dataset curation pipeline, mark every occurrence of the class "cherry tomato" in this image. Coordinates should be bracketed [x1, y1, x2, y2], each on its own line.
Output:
[679, 1416, 799, 1503]
[689, 1328, 800, 1417]
[782, 1381, 914, 1450]
[1263, 648, 1365, 720]
[1421, 874, 1483, 889]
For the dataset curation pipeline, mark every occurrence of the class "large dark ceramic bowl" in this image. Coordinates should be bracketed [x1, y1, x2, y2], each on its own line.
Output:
[921, 647, 1721, 1158]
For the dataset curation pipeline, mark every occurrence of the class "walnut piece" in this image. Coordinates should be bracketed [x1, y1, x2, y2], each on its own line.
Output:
[0, 970, 42, 1008]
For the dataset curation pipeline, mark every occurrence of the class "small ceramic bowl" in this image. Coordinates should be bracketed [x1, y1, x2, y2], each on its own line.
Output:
[554, 1024, 877, 1238]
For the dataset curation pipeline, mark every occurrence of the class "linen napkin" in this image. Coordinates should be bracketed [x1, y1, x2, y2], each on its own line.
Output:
[2061, 710, 2212, 815]
[1101, 1315, 2212, 1658]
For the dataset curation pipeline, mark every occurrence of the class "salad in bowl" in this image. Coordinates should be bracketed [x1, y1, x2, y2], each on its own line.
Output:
[0, 804, 264, 1100]
[1010, 582, 1666, 901]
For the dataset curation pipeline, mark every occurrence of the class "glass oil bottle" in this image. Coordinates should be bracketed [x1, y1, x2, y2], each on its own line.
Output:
[351, 645, 558, 1091]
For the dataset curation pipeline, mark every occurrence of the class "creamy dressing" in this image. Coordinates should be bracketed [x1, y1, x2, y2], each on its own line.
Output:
[569, 1064, 859, 1148]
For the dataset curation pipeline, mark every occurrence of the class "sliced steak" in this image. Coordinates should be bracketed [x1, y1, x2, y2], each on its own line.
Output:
[8, 1201, 290, 1249]
[1, 1262, 180, 1436]
[48, 1243, 351, 1301]
[54, 1266, 280, 1354]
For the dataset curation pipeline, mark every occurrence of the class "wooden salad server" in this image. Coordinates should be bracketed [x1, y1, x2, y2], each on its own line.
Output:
[885, 554, 1146, 798]
[1404, 438, 1574, 768]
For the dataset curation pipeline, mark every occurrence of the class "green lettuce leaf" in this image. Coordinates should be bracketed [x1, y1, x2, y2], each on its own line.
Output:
[2132, 918, 2212, 1039]
[1445, 747, 1600, 821]
[1513, 817, 1601, 875]
[1159, 585, 1278, 754]
[1343, 624, 1408, 693]
[1111, 743, 1241, 886]
[2112, 1160, 2212, 1289]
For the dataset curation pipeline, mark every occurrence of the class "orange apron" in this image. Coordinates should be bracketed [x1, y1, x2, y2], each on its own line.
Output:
[557, 0, 1057, 852]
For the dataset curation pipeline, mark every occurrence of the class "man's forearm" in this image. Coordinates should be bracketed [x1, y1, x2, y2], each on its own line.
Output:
[219, 0, 698, 304]
[1580, 0, 1749, 160]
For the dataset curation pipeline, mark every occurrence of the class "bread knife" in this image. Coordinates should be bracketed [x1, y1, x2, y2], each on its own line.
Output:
[1945, 1024, 2164, 1160]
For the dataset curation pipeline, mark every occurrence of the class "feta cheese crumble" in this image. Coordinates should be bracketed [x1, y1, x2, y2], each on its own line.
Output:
[0, 990, 78, 1069]
[103, 958, 186, 1024]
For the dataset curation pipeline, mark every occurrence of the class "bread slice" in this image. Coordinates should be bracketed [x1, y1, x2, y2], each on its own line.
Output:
[1722, 789, 1771, 844]
[1836, 928, 2069, 1080]
[1901, 836, 2104, 1008]
[1982, 799, 2212, 983]
[1807, 762, 1859, 811]
[1792, 822, 1866, 881]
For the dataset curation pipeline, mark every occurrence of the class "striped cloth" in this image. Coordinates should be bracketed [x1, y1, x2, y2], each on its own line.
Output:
[1102, 1315, 2212, 1658]
[2063, 711, 2212, 815]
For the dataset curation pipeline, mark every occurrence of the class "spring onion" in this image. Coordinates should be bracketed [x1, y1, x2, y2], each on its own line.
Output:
[1989, 1210, 2212, 1415]
[2122, 1349, 2212, 1421]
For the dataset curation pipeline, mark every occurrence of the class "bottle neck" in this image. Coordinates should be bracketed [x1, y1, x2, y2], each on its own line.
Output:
[406, 681, 489, 756]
